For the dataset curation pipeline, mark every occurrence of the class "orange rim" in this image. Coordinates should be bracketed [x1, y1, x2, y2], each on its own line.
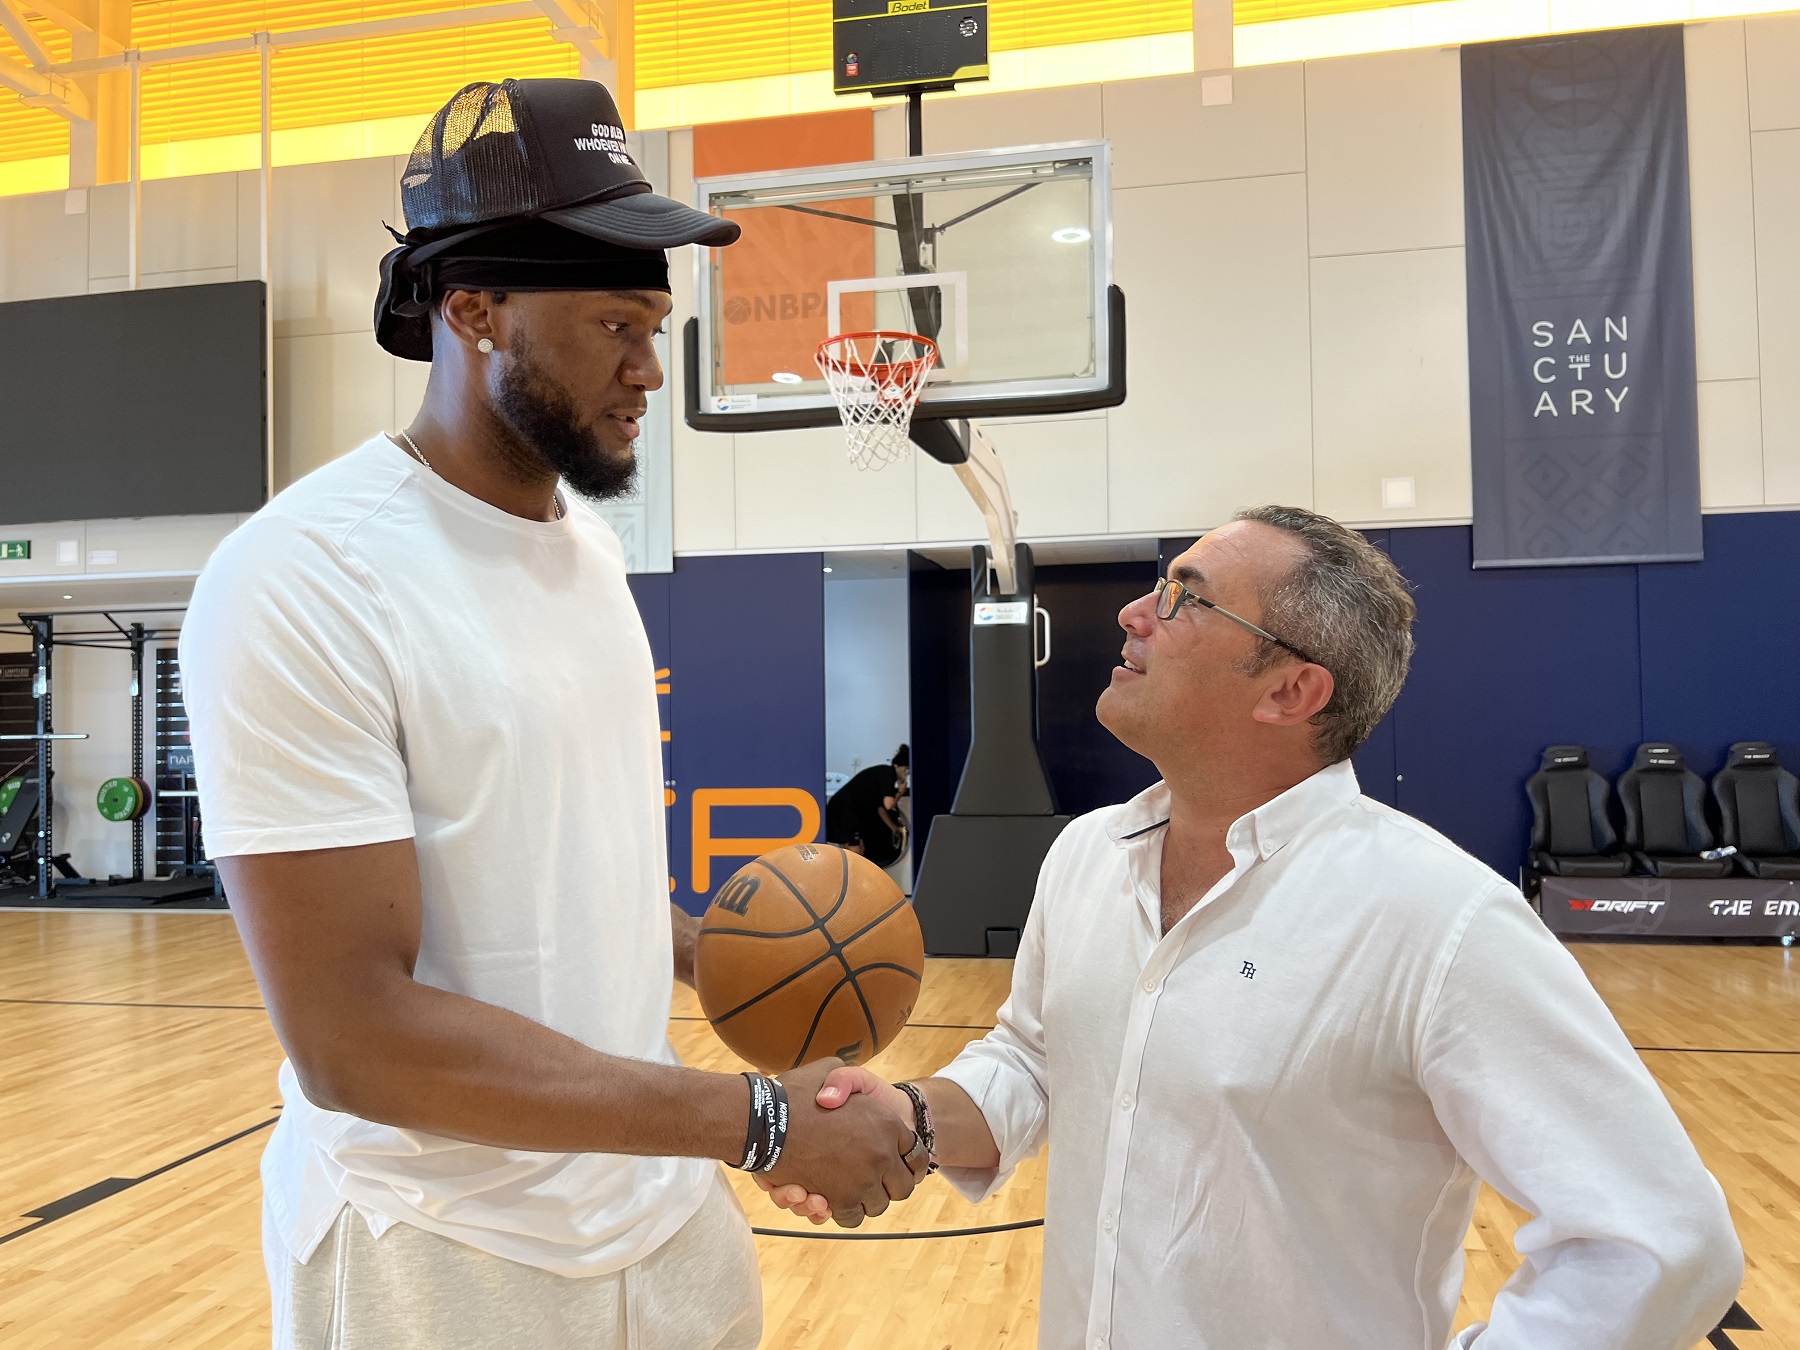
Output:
[816, 330, 939, 385]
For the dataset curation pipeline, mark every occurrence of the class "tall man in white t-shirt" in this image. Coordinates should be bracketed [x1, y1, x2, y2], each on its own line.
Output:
[771, 506, 1744, 1348]
[181, 79, 924, 1350]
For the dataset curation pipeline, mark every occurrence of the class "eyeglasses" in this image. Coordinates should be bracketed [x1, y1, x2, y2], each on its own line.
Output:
[1152, 577, 1325, 670]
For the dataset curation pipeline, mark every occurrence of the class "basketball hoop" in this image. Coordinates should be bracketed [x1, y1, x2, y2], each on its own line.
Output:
[816, 330, 939, 471]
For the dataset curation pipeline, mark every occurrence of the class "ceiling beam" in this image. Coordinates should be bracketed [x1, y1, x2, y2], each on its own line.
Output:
[0, 47, 89, 119]
[49, 1, 542, 75]
[534, 0, 608, 65]
[0, 0, 55, 70]
[24, 0, 92, 34]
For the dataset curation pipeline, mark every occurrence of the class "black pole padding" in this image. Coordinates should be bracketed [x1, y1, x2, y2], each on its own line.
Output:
[907, 87, 923, 157]
[908, 417, 970, 465]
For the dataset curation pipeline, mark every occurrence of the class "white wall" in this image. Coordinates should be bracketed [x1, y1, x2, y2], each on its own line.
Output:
[823, 573, 912, 891]
[665, 17, 1800, 551]
[5, 20, 1788, 550]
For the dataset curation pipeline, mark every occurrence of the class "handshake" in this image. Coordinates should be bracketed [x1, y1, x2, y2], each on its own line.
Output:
[748, 1060, 935, 1229]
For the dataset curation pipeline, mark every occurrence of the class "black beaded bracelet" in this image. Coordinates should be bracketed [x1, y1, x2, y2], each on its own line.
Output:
[736, 1072, 789, 1174]
[895, 1080, 938, 1173]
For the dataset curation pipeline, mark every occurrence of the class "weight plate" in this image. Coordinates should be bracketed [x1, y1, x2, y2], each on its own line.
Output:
[0, 778, 19, 816]
[96, 776, 142, 823]
[130, 776, 153, 820]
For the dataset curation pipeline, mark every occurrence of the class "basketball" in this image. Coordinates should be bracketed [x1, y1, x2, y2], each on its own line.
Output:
[694, 842, 924, 1074]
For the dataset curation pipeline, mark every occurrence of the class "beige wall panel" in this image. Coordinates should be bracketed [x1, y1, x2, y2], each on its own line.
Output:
[1105, 64, 1306, 189]
[733, 425, 918, 549]
[914, 415, 1108, 542]
[1108, 174, 1313, 536]
[393, 354, 431, 430]
[873, 104, 909, 161]
[87, 182, 126, 282]
[139, 266, 240, 289]
[274, 331, 394, 490]
[672, 429, 738, 552]
[83, 516, 237, 574]
[921, 84, 1103, 155]
[1685, 21, 1761, 383]
[1304, 46, 1463, 257]
[0, 523, 85, 579]
[237, 168, 265, 278]
[270, 157, 397, 338]
[1309, 247, 1470, 524]
[1745, 13, 1800, 131]
[0, 192, 89, 302]
[1696, 379, 1765, 509]
[1751, 128, 1800, 504]
[140, 174, 239, 276]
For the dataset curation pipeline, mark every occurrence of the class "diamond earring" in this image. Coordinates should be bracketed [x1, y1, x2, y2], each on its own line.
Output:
[477, 338, 494, 354]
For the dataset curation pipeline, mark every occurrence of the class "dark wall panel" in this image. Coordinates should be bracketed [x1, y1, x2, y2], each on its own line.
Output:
[1635, 512, 1800, 779]
[633, 510, 1800, 902]
[1033, 562, 1160, 817]
[906, 556, 1160, 851]
[1387, 526, 1644, 874]
[631, 553, 826, 914]
[0, 281, 266, 522]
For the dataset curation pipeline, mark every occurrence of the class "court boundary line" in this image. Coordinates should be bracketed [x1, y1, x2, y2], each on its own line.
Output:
[0, 1115, 279, 1247]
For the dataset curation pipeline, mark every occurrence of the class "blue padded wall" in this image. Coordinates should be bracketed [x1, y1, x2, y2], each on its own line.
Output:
[1382, 527, 1644, 874]
[630, 553, 827, 914]
[1165, 512, 1800, 877]
[1635, 511, 1800, 782]
[1379, 511, 1800, 875]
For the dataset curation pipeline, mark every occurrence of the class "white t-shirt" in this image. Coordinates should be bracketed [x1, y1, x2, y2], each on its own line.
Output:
[180, 435, 713, 1277]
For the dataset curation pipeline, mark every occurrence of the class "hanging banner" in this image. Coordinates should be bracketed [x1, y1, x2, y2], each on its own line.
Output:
[1462, 27, 1702, 567]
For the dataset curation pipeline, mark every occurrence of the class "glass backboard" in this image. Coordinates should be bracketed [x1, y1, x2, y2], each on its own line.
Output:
[684, 141, 1120, 433]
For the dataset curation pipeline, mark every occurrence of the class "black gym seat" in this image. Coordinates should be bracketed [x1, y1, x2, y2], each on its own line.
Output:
[1711, 742, 1800, 879]
[1525, 745, 1631, 876]
[1616, 743, 1733, 878]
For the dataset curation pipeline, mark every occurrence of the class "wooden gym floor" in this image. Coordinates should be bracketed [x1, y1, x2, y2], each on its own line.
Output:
[1, 912, 1794, 1349]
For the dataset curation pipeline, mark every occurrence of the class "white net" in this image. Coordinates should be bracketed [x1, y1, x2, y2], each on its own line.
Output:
[815, 331, 939, 471]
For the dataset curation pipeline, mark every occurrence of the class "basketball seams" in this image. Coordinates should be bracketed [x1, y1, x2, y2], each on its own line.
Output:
[790, 972, 860, 1070]
[706, 943, 839, 1024]
[767, 849, 882, 1052]
[698, 843, 922, 1071]
[699, 861, 820, 940]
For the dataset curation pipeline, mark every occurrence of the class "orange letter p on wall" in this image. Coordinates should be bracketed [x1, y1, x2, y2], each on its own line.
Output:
[690, 788, 823, 892]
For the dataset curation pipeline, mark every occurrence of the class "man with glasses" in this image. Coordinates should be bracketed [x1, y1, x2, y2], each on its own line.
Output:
[767, 504, 1741, 1348]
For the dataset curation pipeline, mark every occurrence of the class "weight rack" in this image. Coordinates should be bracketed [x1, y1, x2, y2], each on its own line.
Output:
[0, 607, 188, 901]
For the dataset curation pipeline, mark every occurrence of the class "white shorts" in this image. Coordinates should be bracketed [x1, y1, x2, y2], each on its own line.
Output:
[267, 1171, 762, 1350]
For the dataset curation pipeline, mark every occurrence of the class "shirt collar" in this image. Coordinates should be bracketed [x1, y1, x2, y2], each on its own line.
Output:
[1108, 759, 1363, 861]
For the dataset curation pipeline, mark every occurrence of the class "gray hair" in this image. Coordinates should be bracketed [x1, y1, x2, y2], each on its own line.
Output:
[1232, 505, 1416, 765]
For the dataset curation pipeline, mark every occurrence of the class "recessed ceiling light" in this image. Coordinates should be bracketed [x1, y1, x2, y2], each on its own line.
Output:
[1051, 227, 1091, 244]
[822, 566, 834, 573]
[771, 371, 805, 384]
[62, 594, 72, 600]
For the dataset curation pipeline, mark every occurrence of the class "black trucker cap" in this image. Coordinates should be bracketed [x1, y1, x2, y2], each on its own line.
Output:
[403, 78, 739, 248]
[376, 79, 739, 359]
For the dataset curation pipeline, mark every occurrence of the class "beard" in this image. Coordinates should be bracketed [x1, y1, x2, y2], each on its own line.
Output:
[490, 332, 639, 502]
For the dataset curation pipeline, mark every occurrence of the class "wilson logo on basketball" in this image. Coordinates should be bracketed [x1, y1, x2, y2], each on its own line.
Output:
[713, 874, 759, 916]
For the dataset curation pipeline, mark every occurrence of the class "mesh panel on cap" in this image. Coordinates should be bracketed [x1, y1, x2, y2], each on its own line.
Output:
[402, 82, 540, 232]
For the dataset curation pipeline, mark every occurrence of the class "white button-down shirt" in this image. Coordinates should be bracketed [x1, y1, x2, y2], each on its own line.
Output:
[937, 762, 1741, 1350]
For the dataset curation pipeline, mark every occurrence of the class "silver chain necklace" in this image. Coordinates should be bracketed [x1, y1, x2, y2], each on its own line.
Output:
[394, 429, 564, 522]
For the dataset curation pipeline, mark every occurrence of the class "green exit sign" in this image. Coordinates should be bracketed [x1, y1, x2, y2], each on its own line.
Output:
[0, 541, 28, 561]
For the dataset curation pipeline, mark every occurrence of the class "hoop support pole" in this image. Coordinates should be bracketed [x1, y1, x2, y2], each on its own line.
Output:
[914, 419, 1018, 596]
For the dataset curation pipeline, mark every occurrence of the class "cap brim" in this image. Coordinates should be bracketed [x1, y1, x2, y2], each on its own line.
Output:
[543, 191, 741, 249]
